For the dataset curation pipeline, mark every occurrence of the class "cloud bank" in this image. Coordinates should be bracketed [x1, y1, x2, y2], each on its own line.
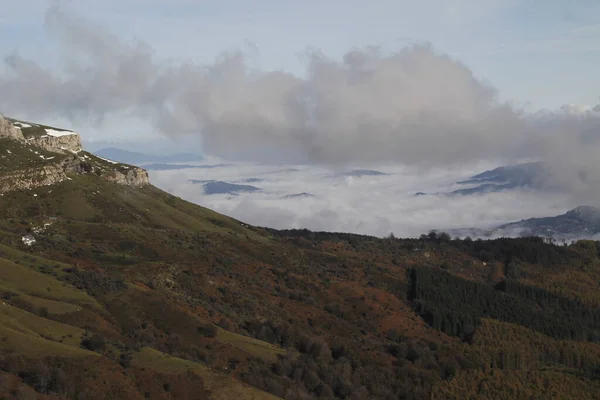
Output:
[148, 162, 576, 238]
[3, 5, 523, 165]
[1, 5, 599, 205]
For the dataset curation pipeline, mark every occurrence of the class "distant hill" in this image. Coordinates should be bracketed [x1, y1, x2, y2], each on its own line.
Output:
[189, 180, 261, 195]
[341, 169, 388, 177]
[449, 162, 553, 195]
[451, 162, 552, 195]
[495, 206, 600, 239]
[142, 163, 231, 171]
[417, 162, 556, 196]
[283, 192, 315, 199]
[94, 147, 203, 164]
[449, 206, 600, 239]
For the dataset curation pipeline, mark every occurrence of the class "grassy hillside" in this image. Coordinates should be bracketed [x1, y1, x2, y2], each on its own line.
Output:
[1, 132, 600, 399]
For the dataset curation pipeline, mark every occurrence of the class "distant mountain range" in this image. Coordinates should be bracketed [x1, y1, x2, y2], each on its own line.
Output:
[416, 162, 557, 196]
[283, 192, 315, 199]
[341, 169, 388, 178]
[94, 147, 203, 164]
[449, 206, 600, 240]
[142, 163, 232, 171]
[451, 162, 553, 195]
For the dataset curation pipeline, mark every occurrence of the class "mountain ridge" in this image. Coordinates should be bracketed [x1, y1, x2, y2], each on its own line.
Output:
[0, 116, 149, 193]
[448, 205, 600, 240]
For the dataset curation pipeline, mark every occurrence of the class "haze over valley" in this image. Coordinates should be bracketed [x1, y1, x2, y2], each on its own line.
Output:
[145, 158, 587, 239]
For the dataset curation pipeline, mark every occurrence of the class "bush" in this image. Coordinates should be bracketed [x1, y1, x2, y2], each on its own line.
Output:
[197, 323, 217, 338]
[440, 261, 451, 270]
[406, 346, 420, 362]
[81, 334, 106, 352]
[63, 268, 127, 296]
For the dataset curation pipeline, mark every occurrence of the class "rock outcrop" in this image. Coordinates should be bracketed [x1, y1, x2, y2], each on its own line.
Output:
[0, 164, 68, 193]
[105, 167, 150, 187]
[0, 115, 24, 140]
[27, 133, 83, 154]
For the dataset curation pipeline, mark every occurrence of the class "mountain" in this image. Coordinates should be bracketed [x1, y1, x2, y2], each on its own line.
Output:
[94, 147, 203, 164]
[340, 169, 388, 177]
[458, 162, 546, 186]
[450, 162, 553, 195]
[189, 180, 261, 195]
[416, 162, 555, 196]
[0, 116, 149, 191]
[494, 206, 600, 239]
[283, 192, 315, 199]
[449, 206, 600, 240]
[2, 115, 600, 399]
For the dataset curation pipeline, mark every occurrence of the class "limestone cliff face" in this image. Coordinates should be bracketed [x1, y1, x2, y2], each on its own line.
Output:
[1, 115, 83, 154]
[105, 167, 150, 187]
[0, 164, 67, 194]
[0, 116, 150, 193]
[27, 133, 83, 154]
[0, 115, 24, 140]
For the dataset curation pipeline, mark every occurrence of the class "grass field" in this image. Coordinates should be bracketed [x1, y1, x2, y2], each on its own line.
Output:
[0, 303, 84, 346]
[216, 327, 286, 363]
[0, 257, 98, 308]
[0, 324, 93, 358]
[132, 347, 281, 400]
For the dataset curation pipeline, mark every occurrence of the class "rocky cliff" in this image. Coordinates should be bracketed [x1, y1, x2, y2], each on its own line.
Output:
[0, 115, 24, 140]
[0, 115, 149, 193]
[27, 132, 83, 154]
[105, 167, 150, 187]
[0, 163, 67, 193]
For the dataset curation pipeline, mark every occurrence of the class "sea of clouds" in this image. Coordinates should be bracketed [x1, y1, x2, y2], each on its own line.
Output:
[149, 160, 575, 238]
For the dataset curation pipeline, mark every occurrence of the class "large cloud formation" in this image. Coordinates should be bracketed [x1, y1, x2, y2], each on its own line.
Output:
[1, 6, 525, 165]
[1, 6, 599, 203]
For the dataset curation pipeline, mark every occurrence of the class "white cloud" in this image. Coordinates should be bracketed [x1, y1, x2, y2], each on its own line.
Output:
[0, 5, 526, 167]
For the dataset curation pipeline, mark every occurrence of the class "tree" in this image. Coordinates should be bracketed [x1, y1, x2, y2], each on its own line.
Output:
[505, 259, 520, 280]
[81, 334, 106, 352]
[438, 232, 451, 242]
[197, 323, 217, 338]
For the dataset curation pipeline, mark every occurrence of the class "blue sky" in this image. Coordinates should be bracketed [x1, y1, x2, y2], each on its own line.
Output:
[1, 0, 598, 111]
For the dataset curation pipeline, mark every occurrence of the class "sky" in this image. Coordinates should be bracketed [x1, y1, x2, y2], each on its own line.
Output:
[1, 0, 599, 116]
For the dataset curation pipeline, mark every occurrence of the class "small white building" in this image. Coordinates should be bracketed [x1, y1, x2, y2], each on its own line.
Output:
[21, 235, 36, 246]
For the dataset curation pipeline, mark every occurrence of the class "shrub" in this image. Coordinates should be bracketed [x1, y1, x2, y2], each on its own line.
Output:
[81, 334, 106, 352]
[197, 323, 217, 338]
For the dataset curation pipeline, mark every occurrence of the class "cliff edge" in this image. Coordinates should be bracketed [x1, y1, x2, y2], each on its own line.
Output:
[0, 115, 149, 193]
